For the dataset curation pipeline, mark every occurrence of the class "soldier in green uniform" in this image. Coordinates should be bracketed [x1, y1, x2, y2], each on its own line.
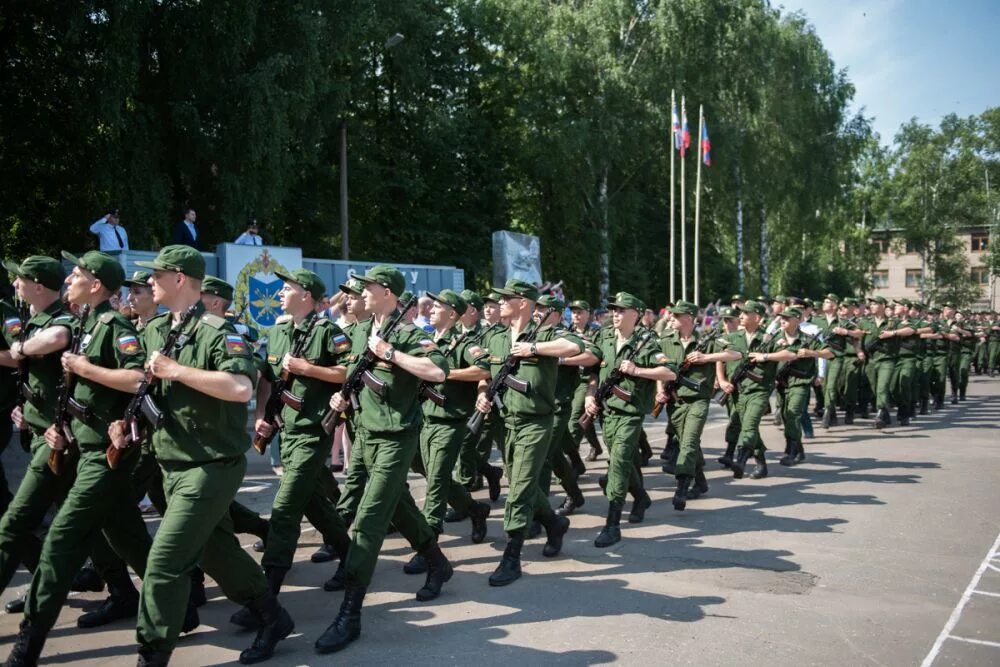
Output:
[0, 257, 75, 619]
[837, 297, 863, 423]
[562, 300, 605, 465]
[716, 306, 743, 469]
[956, 310, 975, 399]
[316, 265, 454, 655]
[813, 294, 861, 428]
[473, 279, 582, 587]
[404, 289, 492, 577]
[888, 299, 920, 425]
[859, 296, 902, 428]
[988, 312, 1000, 376]
[940, 302, 963, 404]
[117, 246, 295, 665]
[658, 300, 738, 508]
[5, 251, 158, 664]
[585, 292, 674, 545]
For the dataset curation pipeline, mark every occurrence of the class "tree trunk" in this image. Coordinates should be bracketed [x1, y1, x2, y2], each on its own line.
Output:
[736, 165, 744, 293]
[599, 166, 610, 304]
[760, 205, 769, 296]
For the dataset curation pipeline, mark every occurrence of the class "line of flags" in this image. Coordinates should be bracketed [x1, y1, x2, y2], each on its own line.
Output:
[671, 98, 710, 167]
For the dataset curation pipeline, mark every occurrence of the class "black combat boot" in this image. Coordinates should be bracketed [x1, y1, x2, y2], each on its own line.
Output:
[844, 406, 855, 425]
[660, 438, 679, 475]
[672, 475, 692, 511]
[403, 552, 427, 575]
[897, 405, 910, 426]
[628, 489, 652, 523]
[323, 559, 348, 592]
[639, 432, 653, 467]
[555, 489, 585, 517]
[265, 566, 288, 595]
[687, 469, 709, 501]
[779, 440, 797, 466]
[189, 567, 207, 608]
[137, 647, 172, 666]
[4, 620, 46, 666]
[859, 402, 870, 419]
[484, 464, 503, 502]
[231, 566, 287, 631]
[568, 449, 586, 477]
[951, 391, 959, 405]
[470, 501, 491, 544]
[718, 441, 736, 468]
[794, 440, 806, 463]
[311, 544, 337, 563]
[731, 447, 753, 479]
[933, 393, 943, 410]
[415, 542, 454, 601]
[77, 567, 139, 629]
[71, 563, 105, 593]
[874, 408, 889, 429]
[539, 512, 570, 557]
[920, 398, 929, 415]
[5, 595, 25, 614]
[960, 387, 967, 401]
[444, 507, 468, 523]
[489, 535, 524, 586]
[237, 591, 294, 665]
[314, 582, 365, 654]
[821, 406, 836, 428]
[750, 454, 769, 479]
[597, 474, 608, 493]
[594, 502, 623, 548]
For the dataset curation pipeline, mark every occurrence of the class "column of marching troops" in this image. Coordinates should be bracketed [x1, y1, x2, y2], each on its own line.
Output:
[0, 246, 997, 666]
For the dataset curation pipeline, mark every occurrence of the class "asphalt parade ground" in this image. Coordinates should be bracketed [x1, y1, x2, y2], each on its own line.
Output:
[0, 377, 998, 666]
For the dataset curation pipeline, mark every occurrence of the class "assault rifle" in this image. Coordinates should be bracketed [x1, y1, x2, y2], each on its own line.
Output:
[49, 305, 90, 475]
[715, 332, 772, 406]
[320, 294, 418, 435]
[651, 327, 723, 418]
[579, 330, 655, 428]
[466, 308, 554, 437]
[107, 305, 199, 469]
[14, 298, 31, 452]
[251, 315, 317, 454]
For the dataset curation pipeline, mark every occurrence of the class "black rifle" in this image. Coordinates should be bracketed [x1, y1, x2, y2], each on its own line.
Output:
[716, 332, 772, 406]
[652, 327, 722, 418]
[774, 331, 820, 395]
[252, 316, 318, 454]
[825, 317, 857, 353]
[579, 330, 655, 428]
[49, 305, 90, 475]
[418, 330, 467, 408]
[466, 308, 554, 437]
[107, 305, 199, 469]
[320, 294, 418, 435]
[14, 298, 31, 452]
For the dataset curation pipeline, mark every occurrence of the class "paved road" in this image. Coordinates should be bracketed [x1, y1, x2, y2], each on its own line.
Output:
[0, 377, 998, 666]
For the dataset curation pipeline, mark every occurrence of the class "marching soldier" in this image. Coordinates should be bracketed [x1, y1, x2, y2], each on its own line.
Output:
[562, 300, 605, 464]
[474, 279, 582, 586]
[813, 294, 861, 428]
[837, 298, 862, 423]
[859, 296, 901, 428]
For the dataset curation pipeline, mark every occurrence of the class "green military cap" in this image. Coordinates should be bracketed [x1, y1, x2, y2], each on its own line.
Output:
[742, 300, 767, 316]
[428, 288, 467, 313]
[568, 299, 591, 311]
[355, 264, 405, 297]
[136, 244, 206, 280]
[786, 296, 806, 307]
[62, 250, 124, 291]
[338, 276, 364, 295]
[493, 278, 539, 301]
[608, 291, 644, 311]
[484, 290, 502, 304]
[460, 289, 484, 311]
[720, 306, 741, 320]
[537, 293, 566, 311]
[730, 293, 746, 302]
[755, 295, 768, 303]
[275, 268, 325, 301]
[400, 290, 414, 304]
[824, 293, 840, 303]
[124, 270, 153, 288]
[770, 294, 786, 304]
[3, 255, 65, 291]
[867, 295, 887, 305]
[669, 299, 699, 316]
[201, 275, 234, 301]
[892, 297, 910, 307]
[842, 297, 857, 306]
[941, 301, 956, 308]
[779, 306, 803, 319]
[928, 305, 942, 314]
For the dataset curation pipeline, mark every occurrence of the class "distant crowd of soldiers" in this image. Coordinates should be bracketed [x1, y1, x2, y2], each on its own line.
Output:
[0, 248, 995, 666]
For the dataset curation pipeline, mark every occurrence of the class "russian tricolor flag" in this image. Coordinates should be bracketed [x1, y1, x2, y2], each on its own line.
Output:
[702, 120, 711, 166]
[680, 108, 691, 157]
[672, 103, 682, 151]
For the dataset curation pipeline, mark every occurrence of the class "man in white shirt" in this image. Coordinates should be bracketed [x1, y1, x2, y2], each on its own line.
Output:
[89, 208, 129, 251]
[234, 220, 264, 246]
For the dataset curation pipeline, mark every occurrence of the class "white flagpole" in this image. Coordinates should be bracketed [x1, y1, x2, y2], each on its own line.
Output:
[680, 95, 687, 302]
[669, 89, 676, 304]
[694, 104, 704, 307]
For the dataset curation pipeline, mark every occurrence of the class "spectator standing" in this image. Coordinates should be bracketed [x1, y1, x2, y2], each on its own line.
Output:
[89, 208, 129, 251]
[172, 208, 202, 250]
[234, 219, 264, 246]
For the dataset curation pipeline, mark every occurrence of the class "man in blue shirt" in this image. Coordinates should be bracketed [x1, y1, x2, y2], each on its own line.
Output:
[89, 209, 129, 251]
[171, 208, 201, 250]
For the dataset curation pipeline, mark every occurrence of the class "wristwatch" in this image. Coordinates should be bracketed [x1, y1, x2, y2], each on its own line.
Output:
[529, 343, 537, 355]
[383, 347, 395, 361]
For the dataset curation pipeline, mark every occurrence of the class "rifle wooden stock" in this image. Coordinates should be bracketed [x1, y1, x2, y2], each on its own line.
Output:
[419, 383, 447, 407]
[49, 304, 90, 476]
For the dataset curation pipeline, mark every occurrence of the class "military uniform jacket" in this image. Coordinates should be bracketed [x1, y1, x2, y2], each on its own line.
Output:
[814, 314, 855, 358]
[264, 312, 351, 430]
[348, 318, 449, 433]
[423, 326, 490, 422]
[486, 324, 584, 418]
[71, 301, 146, 450]
[859, 317, 899, 362]
[554, 325, 597, 408]
[146, 302, 258, 463]
[762, 330, 828, 388]
[2, 300, 75, 432]
[896, 317, 924, 358]
[725, 328, 777, 394]
[593, 328, 669, 414]
[571, 326, 601, 386]
[659, 329, 730, 400]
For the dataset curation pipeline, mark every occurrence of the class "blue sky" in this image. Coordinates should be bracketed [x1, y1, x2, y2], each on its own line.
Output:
[780, 0, 1000, 144]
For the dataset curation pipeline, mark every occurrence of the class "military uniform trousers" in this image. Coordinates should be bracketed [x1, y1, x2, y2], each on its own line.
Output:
[0, 406, 15, 515]
[959, 351, 972, 393]
[26, 448, 151, 633]
[415, 418, 477, 533]
[865, 359, 895, 412]
[838, 357, 860, 410]
[891, 357, 917, 408]
[538, 403, 581, 499]
[724, 400, 741, 447]
[263, 427, 350, 571]
[138, 456, 268, 653]
[735, 391, 769, 456]
[502, 413, 555, 536]
[779, 386, 810, 442]
[667, 398, 710, 477]
[822, 356, 845, 412]
[343, 427, 435, 587]
[601, 411, 645, 505]
[0, 436, 75, 592]
[989, 339, 1000, 370]
[560, 381, 591, 458]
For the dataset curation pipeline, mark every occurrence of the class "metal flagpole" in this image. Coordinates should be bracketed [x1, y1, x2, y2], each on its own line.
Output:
[694, 105, 704, 307]
[680, 95, 687, 302]
[669, 89, 676, 303]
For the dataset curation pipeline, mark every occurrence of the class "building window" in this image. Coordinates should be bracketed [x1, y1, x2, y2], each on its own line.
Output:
[905, 269, 923, 288]
[971, 266, 990, 285]
[971, 232, 988, 252]
[905, 240, 919, 254]
[871, 237, 891, 254]
[872, 270, 889, 288]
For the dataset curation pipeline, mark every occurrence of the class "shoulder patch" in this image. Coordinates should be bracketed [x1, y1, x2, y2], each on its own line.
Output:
[418, 339, 436, 351]
[200, 313, 228, 330]
[4, 317, 22, 337]
[467, 344, 485, 358]
[117, 334, 142, 355]
[98, 311, 116, 324]
[333, 332, 351, 353]
[654, 352, 668, 363]
[224, 333, 249, 355]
